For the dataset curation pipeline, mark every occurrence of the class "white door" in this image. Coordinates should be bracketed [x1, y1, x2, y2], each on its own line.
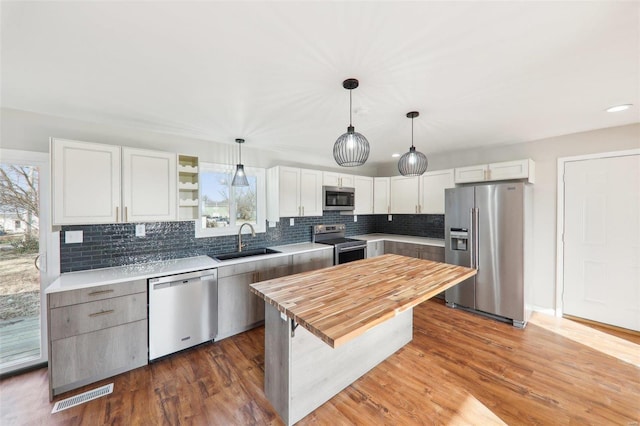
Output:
[353, 175, 373, 215]
[373, 177, 390, 214]
[563, 154, 640, 331]
[278, 167, 301, 217]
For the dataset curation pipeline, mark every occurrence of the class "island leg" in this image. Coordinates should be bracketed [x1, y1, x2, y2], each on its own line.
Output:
[264, 304, 413, 425]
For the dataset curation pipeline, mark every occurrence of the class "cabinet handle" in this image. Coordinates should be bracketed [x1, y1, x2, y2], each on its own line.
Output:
[89, 309, 115, 317]
[125, 206, 128, 222]
[88, 289, 114, 297]
[116, 206, 119, 222]
[302, 206, 304, 216]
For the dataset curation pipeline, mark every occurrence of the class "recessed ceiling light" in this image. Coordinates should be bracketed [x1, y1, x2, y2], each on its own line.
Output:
[606, 104, 632, 113]
[391, 153, 401, 158]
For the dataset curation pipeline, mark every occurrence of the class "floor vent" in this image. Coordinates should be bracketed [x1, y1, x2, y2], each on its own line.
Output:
[51, 383, 113, 413]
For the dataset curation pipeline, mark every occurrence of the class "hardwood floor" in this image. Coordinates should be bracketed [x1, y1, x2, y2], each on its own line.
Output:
[1, 299, 638, 425]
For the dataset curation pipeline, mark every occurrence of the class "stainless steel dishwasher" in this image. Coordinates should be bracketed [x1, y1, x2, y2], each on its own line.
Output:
[148, 268, 218, 360]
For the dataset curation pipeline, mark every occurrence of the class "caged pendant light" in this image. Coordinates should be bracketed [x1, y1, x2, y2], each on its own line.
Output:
[398, 111, 428, 176]
[231, 138, 249, 187]
[333, 78, 370, 167]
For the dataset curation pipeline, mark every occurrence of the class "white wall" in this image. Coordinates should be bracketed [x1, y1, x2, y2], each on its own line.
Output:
[380, 123, 640, 312]
[0, 108, 380, 175]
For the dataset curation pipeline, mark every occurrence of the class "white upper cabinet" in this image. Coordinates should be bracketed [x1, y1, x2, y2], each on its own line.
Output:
[323, 172, 354, 188]
[267, 166, 322, 221]
[353, 175, 373, 215]
[52, 138, 122, 225]
[121, 148, 176, 222]
[299, 168, 323, 217]
[488, 159, 535, 183]
[373, 177, 390, 214]
[419, 169, 455, 214]
[454, 159, 535, 184]
[390, 175, 420, 214]
[51, 138, 177, 225]
[454, 164, 488, 184]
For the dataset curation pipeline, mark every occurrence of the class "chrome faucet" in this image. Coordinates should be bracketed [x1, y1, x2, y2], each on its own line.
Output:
[238, 222, 256, 252]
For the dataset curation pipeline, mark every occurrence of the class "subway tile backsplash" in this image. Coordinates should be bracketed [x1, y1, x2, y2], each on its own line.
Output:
[59, 212, 444, 272]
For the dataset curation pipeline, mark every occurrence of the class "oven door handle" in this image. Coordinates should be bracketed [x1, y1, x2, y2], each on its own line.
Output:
[337, 245, 367, 253]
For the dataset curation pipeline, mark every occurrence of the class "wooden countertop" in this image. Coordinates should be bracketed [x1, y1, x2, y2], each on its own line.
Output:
[250, 254, 476, 348]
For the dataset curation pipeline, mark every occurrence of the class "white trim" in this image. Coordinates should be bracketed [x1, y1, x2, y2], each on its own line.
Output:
[0, 149, 59, 374]
[555, 148, 640, 318]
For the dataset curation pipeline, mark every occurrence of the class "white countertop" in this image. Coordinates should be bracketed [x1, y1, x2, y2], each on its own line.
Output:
[46, 242, 333, 294]
[46, 237, 440, 294]
[352, 233, 445, 247]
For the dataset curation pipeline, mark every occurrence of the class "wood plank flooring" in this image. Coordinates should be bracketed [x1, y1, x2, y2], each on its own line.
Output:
[1, 299, 638, 425]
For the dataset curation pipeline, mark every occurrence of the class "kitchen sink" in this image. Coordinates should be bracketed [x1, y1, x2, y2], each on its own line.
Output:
[212, 248, 281, 261]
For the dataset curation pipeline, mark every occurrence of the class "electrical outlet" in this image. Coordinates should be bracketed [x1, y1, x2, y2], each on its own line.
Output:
[65, 230, 83, 244]
[268, 221, 276, 228]
[290, 218, 295, 226]
[135, 224, 146, 237]
[388, 214, 392, 221]
[354, 215, 358, 222]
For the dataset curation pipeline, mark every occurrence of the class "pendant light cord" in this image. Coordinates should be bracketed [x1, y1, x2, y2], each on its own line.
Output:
[349, 89, 353, 127]
[411, 116, 415, 148]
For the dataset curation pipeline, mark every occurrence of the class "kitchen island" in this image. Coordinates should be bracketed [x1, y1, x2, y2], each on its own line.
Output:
[250, 254, 476, 425]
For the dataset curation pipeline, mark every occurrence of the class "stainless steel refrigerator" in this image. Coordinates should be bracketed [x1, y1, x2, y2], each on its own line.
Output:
[444, 182, 532, 327]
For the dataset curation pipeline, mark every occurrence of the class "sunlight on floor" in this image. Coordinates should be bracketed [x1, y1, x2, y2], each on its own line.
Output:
[447, 393, 507, 425]
[528, 312, 640, 367]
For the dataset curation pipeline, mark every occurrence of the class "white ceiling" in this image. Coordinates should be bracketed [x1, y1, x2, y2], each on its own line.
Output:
[2, 1, 638, 167]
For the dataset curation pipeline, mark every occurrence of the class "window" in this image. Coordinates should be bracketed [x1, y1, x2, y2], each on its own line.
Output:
[195, 163, 266, 237]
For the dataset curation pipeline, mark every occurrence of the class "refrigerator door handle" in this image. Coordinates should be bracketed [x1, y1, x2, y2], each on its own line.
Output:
[473, 207, 480, 270]
[469, 208, 475, 268]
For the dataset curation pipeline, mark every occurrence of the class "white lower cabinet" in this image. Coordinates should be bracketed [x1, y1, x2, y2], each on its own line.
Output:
[47, 279, 148, 400]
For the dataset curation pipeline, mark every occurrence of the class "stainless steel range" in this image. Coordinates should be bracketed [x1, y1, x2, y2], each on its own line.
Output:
[313, 224, 367, 265]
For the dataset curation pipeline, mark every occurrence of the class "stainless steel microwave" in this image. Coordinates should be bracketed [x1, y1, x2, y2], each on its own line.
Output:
[323, 186, 355, 211]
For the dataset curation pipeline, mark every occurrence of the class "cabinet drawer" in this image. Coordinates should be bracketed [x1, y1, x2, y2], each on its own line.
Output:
[50, 319, 147, 390]
[50, 292, 147, 341]
[48, 279, 146, 308]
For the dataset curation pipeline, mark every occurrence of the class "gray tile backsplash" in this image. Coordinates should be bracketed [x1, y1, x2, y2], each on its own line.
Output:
[59, 212, 444, 272]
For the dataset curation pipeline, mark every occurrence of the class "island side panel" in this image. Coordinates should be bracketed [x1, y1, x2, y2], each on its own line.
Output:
[265, 304, 292, 425]
[285, 307, 413, 425]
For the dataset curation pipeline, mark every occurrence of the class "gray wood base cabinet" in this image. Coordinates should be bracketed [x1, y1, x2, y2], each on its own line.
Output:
[47, 279, 148, 400]
[217, 249, 333, 341]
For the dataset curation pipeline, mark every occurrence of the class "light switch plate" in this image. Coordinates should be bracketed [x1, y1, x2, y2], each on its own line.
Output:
[135, 224, 146, 237]
[290, 218, 295, 226]
[354, 215, 358, 222]
[388, 214, 392, 221]
[65, 230, 83, 244]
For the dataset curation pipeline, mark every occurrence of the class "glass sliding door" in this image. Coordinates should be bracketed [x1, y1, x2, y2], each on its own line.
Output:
[0, 150, 54, 374]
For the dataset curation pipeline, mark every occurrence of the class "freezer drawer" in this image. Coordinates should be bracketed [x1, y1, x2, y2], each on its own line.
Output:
[148, 269, 218, 360]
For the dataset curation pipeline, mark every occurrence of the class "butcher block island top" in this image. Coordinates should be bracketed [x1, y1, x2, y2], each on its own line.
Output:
[250, 254, 476, 348]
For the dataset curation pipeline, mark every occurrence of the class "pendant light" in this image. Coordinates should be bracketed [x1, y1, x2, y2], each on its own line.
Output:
[398, 111, 428, 176]
[333, 78, 370, 167]
[231, 138, 249, 187]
